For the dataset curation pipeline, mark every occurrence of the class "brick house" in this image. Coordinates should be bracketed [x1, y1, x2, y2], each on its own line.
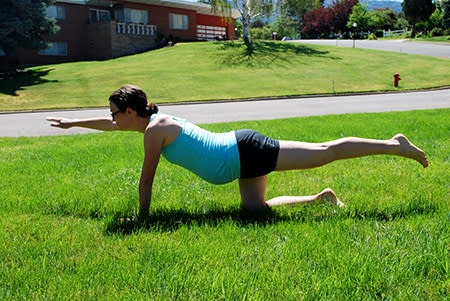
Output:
[3, 0, 238, 67]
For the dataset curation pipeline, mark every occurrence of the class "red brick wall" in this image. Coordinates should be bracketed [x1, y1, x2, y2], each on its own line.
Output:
[3, 1, 236, 67]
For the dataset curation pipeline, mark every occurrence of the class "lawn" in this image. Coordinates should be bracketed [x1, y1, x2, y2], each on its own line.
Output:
[0, 109, 449, 298]
[0, 41, 449, 111]
[412, 35, 450, 43]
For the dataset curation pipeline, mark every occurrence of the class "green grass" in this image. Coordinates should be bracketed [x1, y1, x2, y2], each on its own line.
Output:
[1, 109, 449, 299]
[1, 41, 449, 111]
[412, 35, 450, 43]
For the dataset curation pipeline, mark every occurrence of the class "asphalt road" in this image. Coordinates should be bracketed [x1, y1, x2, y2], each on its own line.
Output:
[1, 88, 449, 137]
[293, 39, 450, 59]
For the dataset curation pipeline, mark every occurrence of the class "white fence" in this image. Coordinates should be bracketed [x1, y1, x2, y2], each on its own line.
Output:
[116, 22, 157, 36]
[383, 28, 408, 37]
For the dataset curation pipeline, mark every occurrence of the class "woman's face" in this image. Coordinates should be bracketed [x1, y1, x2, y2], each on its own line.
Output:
[110, 102, 126, 129]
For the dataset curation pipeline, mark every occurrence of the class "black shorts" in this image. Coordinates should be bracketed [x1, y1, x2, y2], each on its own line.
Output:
[235, 129, 280, 178]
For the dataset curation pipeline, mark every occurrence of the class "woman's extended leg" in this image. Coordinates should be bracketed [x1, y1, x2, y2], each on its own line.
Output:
[239, 176, 344, 210]
[238, 134, 427, 210]
[275, 134, 428, 171]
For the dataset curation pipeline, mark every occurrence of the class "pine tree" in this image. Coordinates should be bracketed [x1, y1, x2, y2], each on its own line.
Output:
[402, 0, 435, 37]
[443, 0, 450, 29]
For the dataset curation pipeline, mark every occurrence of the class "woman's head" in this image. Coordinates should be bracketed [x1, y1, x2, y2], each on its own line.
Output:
[109, 85, 158, 118]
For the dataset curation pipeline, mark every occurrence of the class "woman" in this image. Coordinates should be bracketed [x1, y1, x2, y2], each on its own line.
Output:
[46, 85, 429, 219]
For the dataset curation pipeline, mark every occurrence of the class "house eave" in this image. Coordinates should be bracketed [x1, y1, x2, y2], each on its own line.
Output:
[56, 0, 240, 18]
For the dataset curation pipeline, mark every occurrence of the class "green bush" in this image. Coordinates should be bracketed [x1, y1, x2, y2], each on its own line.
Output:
[367, 33, 377, 40]
[431, 27, 444, 36]
[375, 29, 384, 37]
[250, 26, 273, 40]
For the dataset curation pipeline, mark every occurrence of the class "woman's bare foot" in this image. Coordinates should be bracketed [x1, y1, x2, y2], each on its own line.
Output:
[392, 134, 429, 168]
[317, 188, 345, 207]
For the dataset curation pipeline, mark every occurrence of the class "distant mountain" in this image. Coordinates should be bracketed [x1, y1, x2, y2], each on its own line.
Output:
[361, 0, 403, 13]
[324, 0, 403, 13]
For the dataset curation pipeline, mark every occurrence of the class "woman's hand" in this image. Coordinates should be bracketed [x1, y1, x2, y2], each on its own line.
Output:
[46, 117, 74, 129]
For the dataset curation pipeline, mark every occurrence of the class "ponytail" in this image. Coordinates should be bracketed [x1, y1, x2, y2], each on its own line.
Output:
[146, 103, 159, 116]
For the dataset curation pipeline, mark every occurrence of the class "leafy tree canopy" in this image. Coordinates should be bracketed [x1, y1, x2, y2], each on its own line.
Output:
[402, 0, 435, 36]
[443, 0, 450, 29]
[0, 0, 60, 67]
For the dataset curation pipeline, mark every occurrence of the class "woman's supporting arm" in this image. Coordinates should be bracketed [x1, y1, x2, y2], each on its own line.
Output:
[138, 124, 163, 220]
[46, 117, 119, 131]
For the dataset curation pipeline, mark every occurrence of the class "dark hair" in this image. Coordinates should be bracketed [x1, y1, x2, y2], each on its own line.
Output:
[109, 85, 159, 118]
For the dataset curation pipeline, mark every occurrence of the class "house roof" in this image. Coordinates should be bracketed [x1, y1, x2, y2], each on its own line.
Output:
[57, 0, 240, 18]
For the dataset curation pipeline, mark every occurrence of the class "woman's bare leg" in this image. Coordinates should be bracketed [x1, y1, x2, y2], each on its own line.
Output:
[239, 175, 268, 210]
[275, 134, 428, 171]
[239, 134, 427, 210]
[238, 176, 344, 210]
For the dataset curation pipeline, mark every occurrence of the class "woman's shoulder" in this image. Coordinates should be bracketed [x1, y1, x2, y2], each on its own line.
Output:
[149, 114, 177, 128]
[145, 114, 183, 144]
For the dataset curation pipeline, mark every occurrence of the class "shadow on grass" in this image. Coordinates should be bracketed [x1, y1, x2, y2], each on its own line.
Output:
[106, 207, 287, 235]
[0, 68, 58, 96]
[213, 40, 341, 68]
[104, 197, 438, 235]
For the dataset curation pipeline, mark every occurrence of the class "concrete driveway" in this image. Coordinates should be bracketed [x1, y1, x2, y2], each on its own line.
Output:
[1, 88, 449, 137]
[293, 39, 450, 59]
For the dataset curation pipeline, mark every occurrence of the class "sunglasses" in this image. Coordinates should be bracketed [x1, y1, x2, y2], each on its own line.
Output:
[111, 110, 122, 118]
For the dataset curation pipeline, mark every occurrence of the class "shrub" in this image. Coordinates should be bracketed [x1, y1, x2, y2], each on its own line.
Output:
[431, 27, 444, 36]
[375, 29, 384, 37]
[250, 26, 272, 40]
[367, 33, 377, 40]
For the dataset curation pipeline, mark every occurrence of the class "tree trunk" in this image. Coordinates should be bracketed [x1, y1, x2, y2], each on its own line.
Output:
[2, 53, 19, 72]
[411, 24, 416, 38]
[243, 24, 250, 45]
[241, 0, 252, 53]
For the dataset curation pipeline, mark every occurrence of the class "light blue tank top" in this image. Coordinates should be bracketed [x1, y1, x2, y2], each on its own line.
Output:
[151, 114, 241, 184]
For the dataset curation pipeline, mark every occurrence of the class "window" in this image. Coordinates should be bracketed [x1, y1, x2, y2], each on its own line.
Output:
[169, 14, 188, 30]
[89, 9, 111, 23]
[0, 49, 5, 56]
[197, 25, 227, 41]
[46, 5, 66, 19]
[115, 8, 148, 24]
[38, 42, 68, 56]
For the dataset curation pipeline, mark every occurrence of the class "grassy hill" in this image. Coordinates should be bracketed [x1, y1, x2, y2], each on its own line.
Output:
[0, 41, 449, 111]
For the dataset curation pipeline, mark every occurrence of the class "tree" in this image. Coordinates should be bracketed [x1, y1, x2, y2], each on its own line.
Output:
[271, 15, 299, 38]
[372, 8, 399, 31]
[302, 6, 331, 38]
[417, 0, 443, 32]
[301, 0, 357, 38]
[279, 0, 321, 35]
[328, 0, 358, 33]
[0, 0, 60, 70]
[442, 0, 450, 29]
[347, 3, 377, 32]
[402, 0, 435, 37]
[210, 0, 273, 48]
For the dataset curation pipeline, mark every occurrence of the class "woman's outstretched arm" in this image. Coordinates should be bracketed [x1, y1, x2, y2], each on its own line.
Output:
[46, 117, 119, 131]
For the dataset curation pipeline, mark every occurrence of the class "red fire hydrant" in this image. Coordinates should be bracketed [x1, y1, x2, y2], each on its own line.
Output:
[393, 72, 401, 87]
